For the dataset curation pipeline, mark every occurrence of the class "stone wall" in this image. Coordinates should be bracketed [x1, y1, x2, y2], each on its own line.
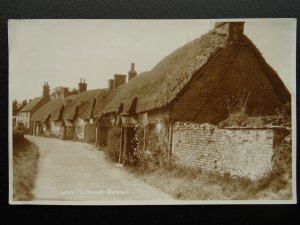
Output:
[171, 121, 281, 179]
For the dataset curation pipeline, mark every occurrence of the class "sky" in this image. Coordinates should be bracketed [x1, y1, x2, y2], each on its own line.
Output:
[9, 19, 296, 102]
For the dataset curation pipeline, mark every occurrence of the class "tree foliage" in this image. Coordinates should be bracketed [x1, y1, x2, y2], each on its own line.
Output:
[50, 86, 77, 98]
[70, 88, 78, 95]
[12, 99, 28, 116]
[50, 86, 67, 98]
[12, 99, 18, 116]
[20, 100, 27, 110]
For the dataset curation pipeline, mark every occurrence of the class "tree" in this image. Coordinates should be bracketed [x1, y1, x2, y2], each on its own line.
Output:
[20, 100, 27, 110]
[70, 88, 78, 95]
[50, 86, 78, 98]
[12, 99, 18, 116]
[50, 86, 67, 98]
[12, 99, 28, 115]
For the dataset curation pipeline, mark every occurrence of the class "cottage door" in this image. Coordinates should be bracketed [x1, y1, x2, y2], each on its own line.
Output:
[126, 127, 137, 165]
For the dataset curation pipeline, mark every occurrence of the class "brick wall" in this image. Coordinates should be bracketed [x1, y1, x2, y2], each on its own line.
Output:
[171, 121, 281, 179]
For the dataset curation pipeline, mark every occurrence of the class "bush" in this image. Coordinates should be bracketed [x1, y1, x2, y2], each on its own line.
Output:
[107, 127, 121, 161]
[13, 128, 24, 145]
[132, 123, 170, 173]
[262, 102, 291, 127]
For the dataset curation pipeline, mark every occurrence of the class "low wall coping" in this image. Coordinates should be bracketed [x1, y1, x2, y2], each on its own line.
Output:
[221, 126, 290, 131]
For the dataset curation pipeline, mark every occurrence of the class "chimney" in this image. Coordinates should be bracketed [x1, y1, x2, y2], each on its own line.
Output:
[108, 79, 114, 90]
[42, 82, 50, 100]
[114, 74, 126, 89]
[61, 87, 70, 99]
[78, 78, 87, 93]
[214, 22, 245, 43]
[128, 63, 137, 81]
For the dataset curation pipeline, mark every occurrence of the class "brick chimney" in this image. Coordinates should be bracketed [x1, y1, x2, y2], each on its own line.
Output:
[78, 78, 87, 93]
[108, 79, 114, 90]
[42, 82, 50, 100]
[114, 74, 126, 89]
[128, 63, 137, 81]
[214, 22, 245, 43]
[61, 87, 70, 99]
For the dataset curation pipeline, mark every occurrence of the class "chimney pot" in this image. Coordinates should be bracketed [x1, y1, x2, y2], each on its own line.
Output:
[61, 87, 70, 99]
[128, 63, 137, 81]
[42, 82, 50, 100]
[78, 79, 87, 93]
[114, 74, 126, 89]
[108, 79, 115, 90]
[214, 21, 245, 43]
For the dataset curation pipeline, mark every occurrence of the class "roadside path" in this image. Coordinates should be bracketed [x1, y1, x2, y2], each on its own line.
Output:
[26, 135, 172, 202]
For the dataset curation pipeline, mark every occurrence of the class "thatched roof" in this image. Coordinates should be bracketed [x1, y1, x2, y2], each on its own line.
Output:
[31, 98, 63, 122]
[20, 97, 43, 112]
[93, 30, 227, 116]
[84, 89, 108, 119]
[243, 36, 291, 103]
[62, 89, 103, 121]
[93, 27, 290, 118]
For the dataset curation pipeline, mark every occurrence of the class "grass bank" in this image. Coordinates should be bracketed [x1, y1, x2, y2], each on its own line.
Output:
[126, 138, 292, 200]
[128, 166, 291, 200]
[13, 130, 39, 201]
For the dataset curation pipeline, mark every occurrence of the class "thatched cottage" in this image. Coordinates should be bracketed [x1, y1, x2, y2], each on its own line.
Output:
[16, 82, 50, 134]
[32, 79, 102, 142]
[92, 22, 290, 178]
[61, 88, 103, 142]
[31, 97, 64, 137]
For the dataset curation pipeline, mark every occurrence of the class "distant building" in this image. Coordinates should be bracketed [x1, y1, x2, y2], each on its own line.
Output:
[32, 79, 103, 143]
[16, 82, 50, 134]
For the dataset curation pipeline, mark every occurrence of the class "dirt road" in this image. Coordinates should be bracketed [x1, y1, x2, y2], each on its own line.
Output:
[26, 136, 172, 202]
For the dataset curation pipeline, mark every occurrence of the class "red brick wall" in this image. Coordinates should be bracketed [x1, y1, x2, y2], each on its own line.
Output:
[170, 44, 284, 124]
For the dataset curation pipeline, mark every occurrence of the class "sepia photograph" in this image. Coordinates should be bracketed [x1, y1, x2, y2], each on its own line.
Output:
[8, 19, 296, 204]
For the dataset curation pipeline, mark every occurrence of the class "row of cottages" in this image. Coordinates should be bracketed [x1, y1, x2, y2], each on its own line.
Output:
[16, 82, 50, 133]
[30, 21, 291, 179]
[91, 22, 290, 178]
[31, 79, 104, 142]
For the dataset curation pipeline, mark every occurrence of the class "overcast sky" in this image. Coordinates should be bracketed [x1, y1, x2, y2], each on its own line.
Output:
[9, 19, 296, 102]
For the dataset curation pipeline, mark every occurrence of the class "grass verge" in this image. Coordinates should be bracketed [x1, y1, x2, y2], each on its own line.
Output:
[127, 164, 292, 200]
[13, 130, 39, 201]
